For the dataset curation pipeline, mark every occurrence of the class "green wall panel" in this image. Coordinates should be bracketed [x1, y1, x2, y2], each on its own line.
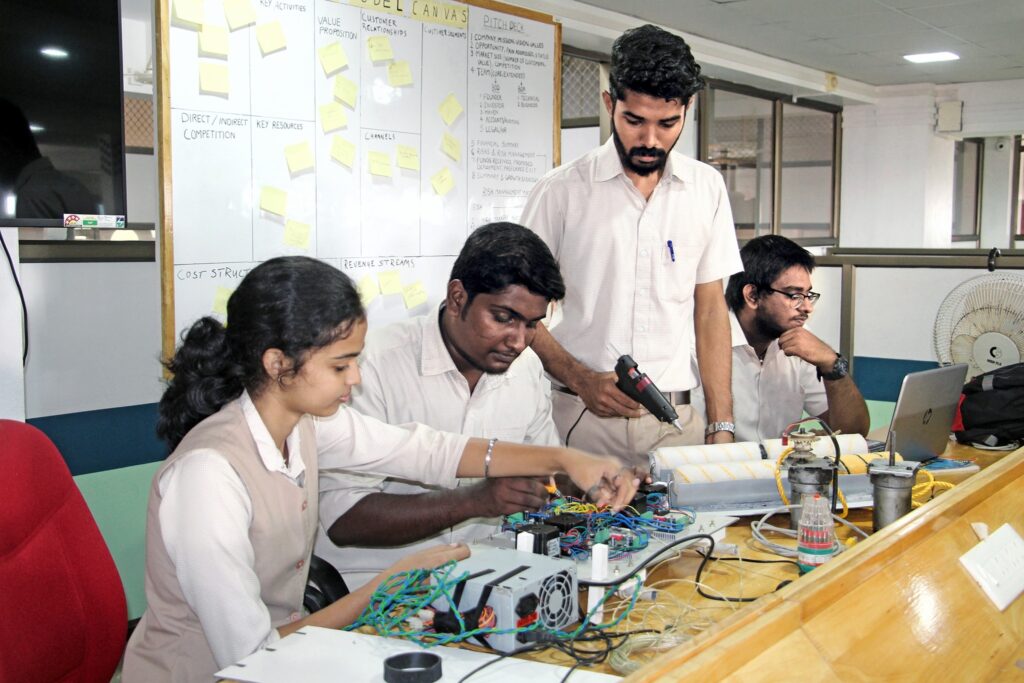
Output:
[74, 462, 160, 620]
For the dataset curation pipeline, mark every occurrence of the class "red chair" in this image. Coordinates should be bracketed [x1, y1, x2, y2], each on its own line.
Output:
[0, 420, 127, 683]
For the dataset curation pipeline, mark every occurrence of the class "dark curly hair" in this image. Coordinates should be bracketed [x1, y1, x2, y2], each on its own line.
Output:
[725, 235, 816, 313]
[450, 222, 565, 306]
[608, 24, 705, 104]
[156, 256, 364, 449]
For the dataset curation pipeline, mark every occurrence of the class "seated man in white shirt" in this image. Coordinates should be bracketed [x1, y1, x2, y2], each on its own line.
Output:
[315, 222, 565, 590]
[693, 235, 869, 442]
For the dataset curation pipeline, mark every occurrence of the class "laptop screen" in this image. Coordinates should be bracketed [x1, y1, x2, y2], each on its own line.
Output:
[888, 364, 969, 461]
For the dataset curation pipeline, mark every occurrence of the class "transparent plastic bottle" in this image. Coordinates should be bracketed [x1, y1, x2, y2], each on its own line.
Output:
[796, 493, 836, 573]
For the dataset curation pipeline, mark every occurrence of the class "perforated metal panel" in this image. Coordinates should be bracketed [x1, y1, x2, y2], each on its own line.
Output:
[561, 54, 600, 123]
[124, 96, 154, 152]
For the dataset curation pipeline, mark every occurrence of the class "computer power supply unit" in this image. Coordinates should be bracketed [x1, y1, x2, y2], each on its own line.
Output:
[431, 546, 578, 653]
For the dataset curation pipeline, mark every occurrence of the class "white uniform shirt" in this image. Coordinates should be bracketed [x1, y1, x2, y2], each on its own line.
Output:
[692, 312, 828, 442]
[158, 391, 468, 667]
[520, 138, 742, 391]
[316, 309, 559, 589]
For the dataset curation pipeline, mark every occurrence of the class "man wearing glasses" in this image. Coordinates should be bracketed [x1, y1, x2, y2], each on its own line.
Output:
[693, 235, 869, 442]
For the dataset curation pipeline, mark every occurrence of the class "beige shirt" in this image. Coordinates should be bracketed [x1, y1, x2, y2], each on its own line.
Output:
[692, 312, 828, 442]
[316, 309, 559, 589]
[123, 392, 468, 682]
[521, 138, 742, 391]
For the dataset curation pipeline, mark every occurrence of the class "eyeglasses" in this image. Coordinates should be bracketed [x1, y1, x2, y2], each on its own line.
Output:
[766, 288, 821, 306]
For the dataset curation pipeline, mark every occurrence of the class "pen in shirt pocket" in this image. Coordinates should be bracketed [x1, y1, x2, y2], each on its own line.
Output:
[667, 240, 676, 262]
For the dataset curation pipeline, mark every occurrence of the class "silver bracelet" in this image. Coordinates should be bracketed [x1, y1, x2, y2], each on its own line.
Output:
[483, 437, 497, 478]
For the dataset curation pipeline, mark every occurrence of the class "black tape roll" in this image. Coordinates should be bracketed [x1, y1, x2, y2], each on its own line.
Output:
[383, 652, 442, 683]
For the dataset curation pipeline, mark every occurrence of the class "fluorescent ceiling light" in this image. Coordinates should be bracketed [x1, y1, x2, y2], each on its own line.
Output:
[40, 46, 69, 59]
[903, 51, 959, 64]
[29, 124, 45, 133]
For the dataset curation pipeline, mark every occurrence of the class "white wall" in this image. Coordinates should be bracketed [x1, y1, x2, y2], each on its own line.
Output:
[958, 79, 1024, 139]
[805, 265, 841, 351]
[980, 136, 1016, 250]
[125, 153, 159, 225]
[560, 126, 599, 166]
[840, 87, 954, 249]
[841, 80, 1023, 250]
[22, 261, 163, 418]
[0, 228, 25, 420]
[854, 267, 993, 362]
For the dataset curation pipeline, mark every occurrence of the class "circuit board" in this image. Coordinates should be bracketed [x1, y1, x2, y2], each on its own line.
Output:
[487, 492, 738, 582]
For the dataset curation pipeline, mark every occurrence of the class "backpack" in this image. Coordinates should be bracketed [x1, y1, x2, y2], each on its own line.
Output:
[953, 362, 1024, 447]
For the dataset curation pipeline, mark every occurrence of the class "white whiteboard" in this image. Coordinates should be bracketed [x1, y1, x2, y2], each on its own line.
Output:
[161, 0, 558, 346]
[0, 228, 25, 420]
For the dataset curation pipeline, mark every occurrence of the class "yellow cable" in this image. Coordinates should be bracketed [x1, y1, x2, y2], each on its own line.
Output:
[774, 445, 850, 519]
[910, 467, 957, 504]
[836, 487, 849, 518]
[774, 447, 794, 506]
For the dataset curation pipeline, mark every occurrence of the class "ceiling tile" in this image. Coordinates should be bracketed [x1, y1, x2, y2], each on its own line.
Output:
[905, 0, 1024, 29]
[574, 0, 1024, 86]
[777, 10, 932, 39]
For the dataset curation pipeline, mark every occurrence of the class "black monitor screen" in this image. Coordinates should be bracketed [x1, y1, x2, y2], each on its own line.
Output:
[0, 0, 127, 227]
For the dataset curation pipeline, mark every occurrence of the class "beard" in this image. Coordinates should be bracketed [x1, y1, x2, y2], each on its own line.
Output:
[753, 306, 788, 341]
[611, 122, 675, 177]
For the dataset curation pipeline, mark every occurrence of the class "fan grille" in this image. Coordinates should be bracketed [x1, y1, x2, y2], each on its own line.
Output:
[538, 570, 575, 628]
[934, 273, 1024, 378]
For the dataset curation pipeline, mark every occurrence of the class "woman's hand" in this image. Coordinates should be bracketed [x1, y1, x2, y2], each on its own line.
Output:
[384, 543, 470, 577]
[559, 448, 646, 510]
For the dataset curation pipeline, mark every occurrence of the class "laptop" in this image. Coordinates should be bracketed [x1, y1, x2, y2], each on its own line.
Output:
[881, 364, 969, 461]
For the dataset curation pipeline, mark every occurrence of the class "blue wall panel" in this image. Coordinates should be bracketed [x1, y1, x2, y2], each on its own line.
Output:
[853, 356, 940, 402]
[28, 403, 166, 476]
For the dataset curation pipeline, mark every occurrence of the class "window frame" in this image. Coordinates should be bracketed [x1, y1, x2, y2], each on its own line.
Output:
[697, 79, 842, 247]
[1014, 135, 1023, 243]
[951, 137, 984, 243]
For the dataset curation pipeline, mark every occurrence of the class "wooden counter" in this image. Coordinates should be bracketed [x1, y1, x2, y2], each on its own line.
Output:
[624, 446, 1024, 682]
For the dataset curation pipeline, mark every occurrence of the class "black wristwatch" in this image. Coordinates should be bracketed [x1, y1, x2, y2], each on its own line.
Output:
[818, 353, 849, 381]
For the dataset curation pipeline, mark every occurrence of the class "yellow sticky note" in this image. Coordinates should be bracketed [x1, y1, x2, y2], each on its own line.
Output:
[367, 35, 394, 62]
[213, 286, 233, 315]
[318, 42, 349, 76]
[402, 281, 428, 310]
[285, 141, 314, 175]
[199, 62, 230, 96]
[223, 0, 256, 30]
[368, 151, 392, 178]
[199, 24, 229, 57]
[431, 167, 454, 196]
[396, 144, 420, 171]
[283, 220, 311, 248]
[441, 131, 461, 162]
[387, 60, 413, 87]
[438, 93, 463, 126]
[320, 102, 348, 133]
[357, 275, 379, 306]
[330, 136, 356, 168]
[256, 21, 287, 56]
[378, 271, 402, 295]
[333, 75, 358, 109]
[174, 0, 204, 27]
[259, 186, 287, 216]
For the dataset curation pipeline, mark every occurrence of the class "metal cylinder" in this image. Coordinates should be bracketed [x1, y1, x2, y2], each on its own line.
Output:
[788, 461, 833, 529]
[869, 462, 919, 531]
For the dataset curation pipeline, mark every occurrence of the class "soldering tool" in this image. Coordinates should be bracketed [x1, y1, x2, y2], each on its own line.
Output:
[614, 355, 684, 432]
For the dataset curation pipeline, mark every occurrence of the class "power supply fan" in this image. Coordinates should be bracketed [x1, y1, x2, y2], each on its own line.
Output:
[933, 273, 1024, 380]
[537, 570, 575, 629]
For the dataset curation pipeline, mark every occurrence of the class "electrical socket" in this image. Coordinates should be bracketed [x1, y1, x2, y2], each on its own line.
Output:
[959, 523, 1024, 611]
